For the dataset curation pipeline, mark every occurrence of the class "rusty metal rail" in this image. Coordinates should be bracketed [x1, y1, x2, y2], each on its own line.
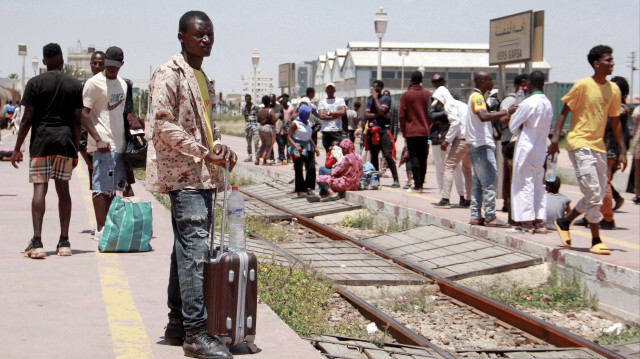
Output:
[241, 189, 626, 359]
[250, 230, 455, 358]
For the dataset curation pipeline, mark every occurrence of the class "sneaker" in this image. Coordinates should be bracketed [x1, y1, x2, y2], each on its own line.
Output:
[24, 237, 46, 259]
[574, 217, 588, 227]
[434, 198, 451, 209]
[183, 330, 232, 359]
[164, 318, 186, 346]
[244, 157, 252, 162]
[93, 228, 103, 241]
[56, 237, 72, 256]
[599, 219, 616, 230]
[391, 181, 400, 188]
[459, 198, 471, 208]
[367, 179, 380, 190]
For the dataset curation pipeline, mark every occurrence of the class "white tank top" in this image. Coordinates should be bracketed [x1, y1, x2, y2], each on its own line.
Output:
[292, 120, 312, 141]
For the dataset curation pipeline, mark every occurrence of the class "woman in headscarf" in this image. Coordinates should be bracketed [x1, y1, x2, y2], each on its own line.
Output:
[287, 105, 320, 197]
[310, 138, 363, 202]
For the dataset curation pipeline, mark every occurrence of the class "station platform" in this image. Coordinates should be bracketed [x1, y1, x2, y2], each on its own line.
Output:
[221, 133, 640, 322]
[0, 132, 323, 358]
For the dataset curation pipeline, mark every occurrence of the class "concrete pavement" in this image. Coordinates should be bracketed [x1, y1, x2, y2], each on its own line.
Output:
[0, 131, 323, 359]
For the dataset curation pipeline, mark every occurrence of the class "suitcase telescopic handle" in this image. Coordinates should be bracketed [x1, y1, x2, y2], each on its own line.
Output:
[208, 187, 218, 258]
[216, 161, 230, 260]
[209, 161, 229, 259]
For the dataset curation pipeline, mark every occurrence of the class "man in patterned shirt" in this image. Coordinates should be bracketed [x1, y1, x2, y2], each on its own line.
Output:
[242, 94, 259, 162]
[146, 10, 235, 359]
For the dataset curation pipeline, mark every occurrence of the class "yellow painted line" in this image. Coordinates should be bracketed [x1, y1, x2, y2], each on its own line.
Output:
[496, 211, 640, 251]
[77, 165, 154, 358]
[98, 254, 154, 358]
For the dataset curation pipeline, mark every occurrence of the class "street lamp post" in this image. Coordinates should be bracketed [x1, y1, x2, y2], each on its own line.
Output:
[18, 44, 27, 95]
[251, 49, 260, 102]
[374, 7, 388, 81]
[399, 50, 409, 91]
[31, 56, 38, 77]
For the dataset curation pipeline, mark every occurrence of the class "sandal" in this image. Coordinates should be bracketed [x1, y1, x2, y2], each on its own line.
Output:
[321, 195, 340, 202]
[533, 227, 549, 234]
[590, 242, 611, 255]
[554, 219, 571, 247]
[506, 226, 534, 234]
[469, 218, 485, 226]
[485, 219, 511, 228]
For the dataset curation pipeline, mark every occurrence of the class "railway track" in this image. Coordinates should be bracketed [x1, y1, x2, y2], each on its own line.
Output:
[240, 188, 627, 359]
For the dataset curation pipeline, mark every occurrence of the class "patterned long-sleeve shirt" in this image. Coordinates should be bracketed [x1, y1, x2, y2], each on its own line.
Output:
[145, 54, 221, 193]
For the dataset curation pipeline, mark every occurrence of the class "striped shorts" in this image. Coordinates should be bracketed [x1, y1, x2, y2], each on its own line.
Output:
[29, 155, 74, 183]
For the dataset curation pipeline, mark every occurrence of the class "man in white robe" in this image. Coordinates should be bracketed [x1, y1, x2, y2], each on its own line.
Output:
[508, 71, 553, 232]
[431, 86, 472, 209]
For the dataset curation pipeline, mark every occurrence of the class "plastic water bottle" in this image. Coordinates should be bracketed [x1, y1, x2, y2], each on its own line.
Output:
[515, 87, 526, 104]
[545, 153, 558, 182]
[227, 186, 246, 253]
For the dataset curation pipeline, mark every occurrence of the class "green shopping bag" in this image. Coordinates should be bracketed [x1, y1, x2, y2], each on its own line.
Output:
[99, 196, 152, 252]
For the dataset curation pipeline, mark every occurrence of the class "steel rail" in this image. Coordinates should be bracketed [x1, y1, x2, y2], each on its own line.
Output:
[240, 189, 625, 359]
[250, 230, 455, 358]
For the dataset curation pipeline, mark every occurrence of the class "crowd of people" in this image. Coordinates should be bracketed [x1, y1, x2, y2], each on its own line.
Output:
[241, 45, 639, 256]
[5, 9, 640, 357]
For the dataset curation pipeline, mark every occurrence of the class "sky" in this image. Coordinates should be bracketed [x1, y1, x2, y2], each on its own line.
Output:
[2, 0, 639, 97]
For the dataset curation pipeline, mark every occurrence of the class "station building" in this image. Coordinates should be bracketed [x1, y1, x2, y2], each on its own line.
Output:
[308, 42, 551, 101]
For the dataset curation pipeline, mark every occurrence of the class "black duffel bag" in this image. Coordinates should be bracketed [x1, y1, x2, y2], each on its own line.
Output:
[123, 135, 147, 170]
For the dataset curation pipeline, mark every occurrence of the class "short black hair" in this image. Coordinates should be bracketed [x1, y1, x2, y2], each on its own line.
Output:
[91, 51, 105, 60]
[281, 94, 289, 99]
[179, 10, 211, 33]
[306, 87, 315, 96]
[528, 71, 545, 89]
[610, 76, 629, 100]
[545, 177, 561, 194]
[587, 45, 613, 68]
[410, 71, 423, 84]
[261, 95, 271, 106]
[245, 94, 251, 99]
[514, 74, 528, 86]
[43, 43, 62, 59]
[354, 101, 361, 108]
[373, 80, 384, 89]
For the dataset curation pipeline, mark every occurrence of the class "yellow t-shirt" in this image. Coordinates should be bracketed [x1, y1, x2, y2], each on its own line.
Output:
[562, 77, 622, 153]
[194, 69, 214, 151]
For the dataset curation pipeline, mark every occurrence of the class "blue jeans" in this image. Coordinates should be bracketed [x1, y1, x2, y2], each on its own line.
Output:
[167, 189, 213, 332]
[469, 145, 497, 222]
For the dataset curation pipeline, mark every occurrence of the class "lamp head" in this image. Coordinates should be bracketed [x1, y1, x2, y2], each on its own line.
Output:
[374, 7, 388, 38]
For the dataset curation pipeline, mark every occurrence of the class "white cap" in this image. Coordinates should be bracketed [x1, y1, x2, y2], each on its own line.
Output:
[325, 82, 335, 89]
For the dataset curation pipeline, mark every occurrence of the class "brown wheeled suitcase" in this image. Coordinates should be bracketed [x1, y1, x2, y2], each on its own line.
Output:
[203, 163, 258, 353]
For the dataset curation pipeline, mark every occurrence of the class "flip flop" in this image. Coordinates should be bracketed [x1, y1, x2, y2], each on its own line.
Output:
[485, 220, 511, 228]
[554, 219, 571, 247]
[506, 226, 534, 234]
[590, 242, 611, 255]
[469, 219, 485, 226]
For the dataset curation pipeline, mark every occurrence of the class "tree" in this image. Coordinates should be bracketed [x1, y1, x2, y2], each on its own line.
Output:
[8, 73, 18, 79]
[133, 89, 149, 120]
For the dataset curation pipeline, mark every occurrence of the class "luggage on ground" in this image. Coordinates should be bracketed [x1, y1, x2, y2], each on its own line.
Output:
[98, 196, 152, 252]
[203, 163, 258, 353]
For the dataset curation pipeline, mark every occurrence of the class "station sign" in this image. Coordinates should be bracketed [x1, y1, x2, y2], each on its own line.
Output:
[489, 10, 544, 65]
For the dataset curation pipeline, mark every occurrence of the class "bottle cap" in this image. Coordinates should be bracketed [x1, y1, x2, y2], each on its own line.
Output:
[232, 186, 239, 190]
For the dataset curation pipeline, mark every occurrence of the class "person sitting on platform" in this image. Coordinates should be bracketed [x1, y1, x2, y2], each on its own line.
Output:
[309, 138, 362, 202]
